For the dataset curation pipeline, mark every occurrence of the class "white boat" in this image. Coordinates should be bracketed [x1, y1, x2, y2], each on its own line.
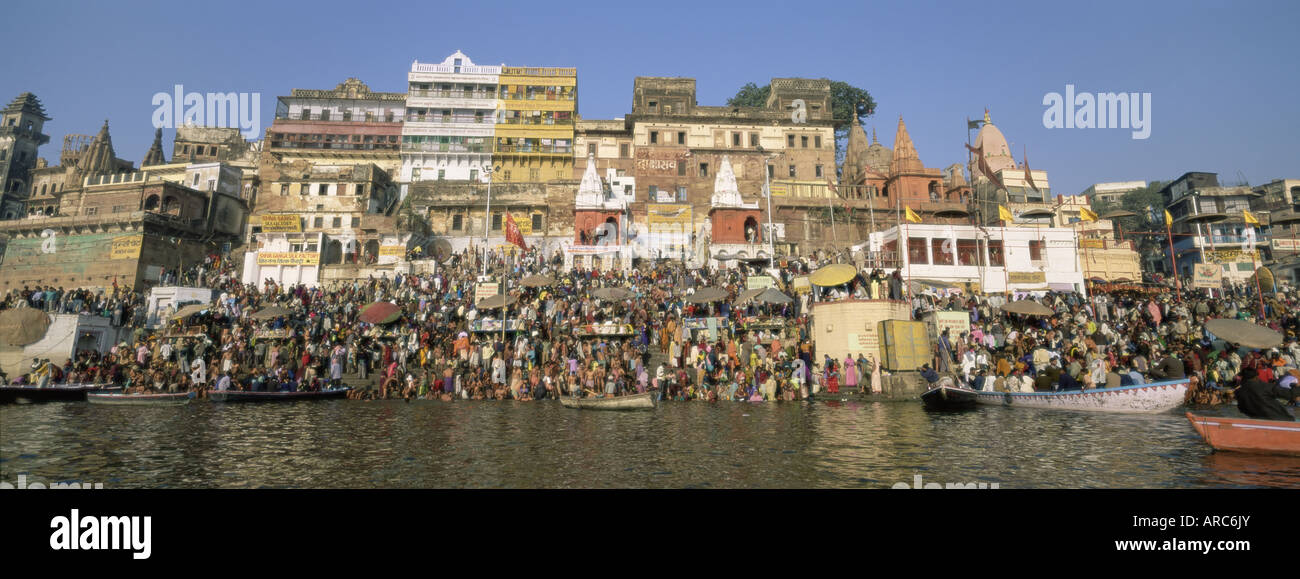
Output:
[560, 391, 657, 411]
[973, 379, 1189, 414]
[88, 391, 196, 406]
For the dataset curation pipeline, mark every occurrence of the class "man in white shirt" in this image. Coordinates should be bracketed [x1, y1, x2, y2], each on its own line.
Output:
[190, 357, 207, 388]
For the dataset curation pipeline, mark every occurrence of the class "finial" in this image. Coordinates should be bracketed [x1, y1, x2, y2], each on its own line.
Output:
[984, 108, 991, 124]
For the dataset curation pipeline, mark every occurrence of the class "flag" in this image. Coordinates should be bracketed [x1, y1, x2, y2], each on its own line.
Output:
[965, 143, 1005, 191]
[905, 206, 922, 223]
[967, 117, 983, 130]
[504, 212, 528, 251]
[1080, 207, 1099, 222]
[998, 205, 1015, 222]
[1022, 150, 1039, 193]
[1243, 209, 1260, 225]
[1164, 210, 1173, 226]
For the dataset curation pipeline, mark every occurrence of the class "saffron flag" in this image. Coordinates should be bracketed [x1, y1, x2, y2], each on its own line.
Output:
[504, 212, 528, 251]
[1243, 209, 1260, 225]
[965, 143, 1005, 192]
[998, 205, 1015, 222]
[905, 206, 923, 223]
[1080, 207, 1099, 222]
[1165, 210, 1173, 226]
[1022, 151, 1040, 193]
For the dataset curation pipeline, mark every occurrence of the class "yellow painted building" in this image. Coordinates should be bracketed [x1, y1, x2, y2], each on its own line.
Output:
[493, 66, 577, 183]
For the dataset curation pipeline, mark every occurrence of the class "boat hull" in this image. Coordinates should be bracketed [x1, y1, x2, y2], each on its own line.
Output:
[209, 387, 351, 402]
[922, 386, 979, 410]
[0, 384, 114, 404]
[973, 379, 1189, 414]
[88, 391, 196, 406]
[1186, 412, 1300, 456]
[560, 391, 656, 411]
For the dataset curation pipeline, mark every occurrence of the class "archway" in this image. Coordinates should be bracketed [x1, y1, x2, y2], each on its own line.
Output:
[929, 181, 940, 201]
[364, 240, 380, 263]
[743, 216, 759, 243]
[324, 239, 343, 264]
[162, 196, 179, 214]
[143, 194, 160, 210]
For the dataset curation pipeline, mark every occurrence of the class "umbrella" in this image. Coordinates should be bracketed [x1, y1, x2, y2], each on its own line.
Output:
[359, 301, 402, 324]
[1000, 300, 1055, 316]
[735, 288, 765, 303]
[477, 293, 519, 310]
[521, 274, 555, 288]
[809, 264, 857, 287]
[753, 287, 793, 305]
[591, 287, 631, 300]
[1204, 318, 1282, 349]
[0, 308, 51, 347]
[686, 287, 728, 303]
[169, 304, 209, 320]
[249, 305, 291, 320]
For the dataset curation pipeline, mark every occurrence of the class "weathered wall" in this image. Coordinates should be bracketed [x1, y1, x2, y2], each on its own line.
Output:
[811, 300, 912, 365]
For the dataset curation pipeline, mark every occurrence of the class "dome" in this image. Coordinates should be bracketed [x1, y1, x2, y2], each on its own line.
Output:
[970, 110, 1016, 181]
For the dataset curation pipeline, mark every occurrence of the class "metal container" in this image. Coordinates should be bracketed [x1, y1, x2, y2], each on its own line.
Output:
[878, 320, 931, 371]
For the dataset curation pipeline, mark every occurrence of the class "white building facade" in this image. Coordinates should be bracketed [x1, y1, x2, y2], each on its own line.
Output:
[882, 223, 1086, 295]
[400, 51, 501, 189]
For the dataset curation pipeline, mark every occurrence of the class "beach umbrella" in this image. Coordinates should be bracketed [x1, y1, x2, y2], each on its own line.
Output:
[686, 287, 728, 303]
[1000, 300, 1055, 316]
[521, 274, 555, 288]
[591, 287, 631, 300]
[249, 305, 291, 320]
[809, 264, 857, 287]
[359, 301, 402, 324]
[735, 288, 765, 303]
[753, 287, 793, 305]
[476, 293, 519, 310]
[169, 304, 209, 320]
[1204, 318, 1282, 349]
[0, 308, 51, 347]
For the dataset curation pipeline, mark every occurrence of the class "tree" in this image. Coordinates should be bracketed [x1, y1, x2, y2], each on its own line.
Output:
[727, 80, 876, 168]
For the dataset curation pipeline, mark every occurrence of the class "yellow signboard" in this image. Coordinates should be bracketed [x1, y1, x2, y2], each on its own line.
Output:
[1206, 249, 1257, 264]
[1008, 272, 1046, 284]
[257, 252, 320, 266]
[647, 204, 692, 225]
[379, 245, 405, 257]
[1080, 239, 1104, 249]
[261, 214, 302, 233]
[110, 235, 143, 260]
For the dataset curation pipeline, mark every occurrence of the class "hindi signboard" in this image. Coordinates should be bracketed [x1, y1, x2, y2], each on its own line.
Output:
[475, 282, 500, 303]
[257, 252, 320, 266]
[746, 275, 776, 290]
[931, 311, 971, 339]
[379, 245, 405, 257]
[1193, 263, 1223, 289]
[260, 214, 302, 233]
[110, 235, 143, 260]
[1007, 272, 1046, 284]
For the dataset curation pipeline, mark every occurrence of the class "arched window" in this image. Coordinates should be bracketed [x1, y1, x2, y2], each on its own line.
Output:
[143, 194, 160, 210]
[161, 196, 178, 214]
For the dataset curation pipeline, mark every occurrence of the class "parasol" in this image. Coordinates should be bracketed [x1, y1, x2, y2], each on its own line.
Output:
[735, 288, 765, 303]
[359, 301, 403, 324]
[169, 304, 209, 320]
[1000, 300, 1056, 316]
[521, 274, 555, 288]
[0, 308, 51, 347]
[249, 305, 291, 320]
[685, 287, 729, 303]
[591, 287, 631, 300]
[809, 264, 857, 287]
[476, 293, 519, 310]
[753, 287, 793, 305]
[1204, 318, 1282, 349]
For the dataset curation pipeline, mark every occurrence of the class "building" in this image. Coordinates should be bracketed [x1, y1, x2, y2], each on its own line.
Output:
[574, 118, 634, 180]
[265, 78, 404, 175]
[567, 153, 634, 270]
[967, 110, 1056, 227]
[1252, 178, 1300, 285]
[400, 51, 501, 186]
[1080, 180, 1146, 206]
[0, 93, 52, 219]
[493, 65, 576, 183]
[880, 223, 1086, 295]
[1162, 172, 1265, 284]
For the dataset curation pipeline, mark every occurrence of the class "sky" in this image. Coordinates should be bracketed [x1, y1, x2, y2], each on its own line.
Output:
[3, 0, 1296, 196]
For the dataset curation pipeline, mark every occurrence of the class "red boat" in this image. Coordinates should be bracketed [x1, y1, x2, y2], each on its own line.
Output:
[1186, 412, 1300, 457]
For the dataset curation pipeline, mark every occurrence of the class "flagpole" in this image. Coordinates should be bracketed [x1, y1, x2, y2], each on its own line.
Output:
[1166, 214, 1182, 302]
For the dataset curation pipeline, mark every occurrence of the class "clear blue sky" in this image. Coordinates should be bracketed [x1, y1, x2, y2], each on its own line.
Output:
[3, 0, 1296, 195]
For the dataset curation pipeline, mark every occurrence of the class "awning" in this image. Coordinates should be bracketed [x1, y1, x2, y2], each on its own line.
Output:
[1048, 282, 1076, 291]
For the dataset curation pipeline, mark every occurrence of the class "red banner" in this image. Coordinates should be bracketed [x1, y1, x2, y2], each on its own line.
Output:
[505, 212, 528, 251]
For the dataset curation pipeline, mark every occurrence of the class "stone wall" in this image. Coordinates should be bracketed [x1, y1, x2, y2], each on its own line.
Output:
[810, 299, 912, 364]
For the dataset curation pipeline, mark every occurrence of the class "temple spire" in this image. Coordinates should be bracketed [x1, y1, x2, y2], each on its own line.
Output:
[890, 116, 923, 174]
[142, 128, 166, 167]
[79, 119, 118, 175]
[575, 153, 604, 208]
[711, 155, 743, 207]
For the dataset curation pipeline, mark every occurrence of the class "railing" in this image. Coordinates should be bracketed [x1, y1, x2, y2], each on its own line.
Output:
[400, 143, 488, 153]
[275, 113, 401, 123]
[410, 63, 502, 74]
[501, 67, 576, 76]
[494, 144, 572, 154]
[269, 142, 399, 152]
[496, 118, 574, 126]
[407, 89, 496, 100]
[498, 93, 576, 101]
[405, 116, 492, 124]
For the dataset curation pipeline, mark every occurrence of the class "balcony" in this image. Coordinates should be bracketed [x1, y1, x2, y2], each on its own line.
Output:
[498, 93, 576, 101]
[408, 89, 495, 100]
[494, 144, 572, 155]
[400, 143, 489, 154]
[496, 118, 574, 126]
[275, 113, 401, 123]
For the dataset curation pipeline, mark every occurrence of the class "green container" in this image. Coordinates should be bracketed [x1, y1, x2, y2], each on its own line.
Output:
[878, 320, 931, 371]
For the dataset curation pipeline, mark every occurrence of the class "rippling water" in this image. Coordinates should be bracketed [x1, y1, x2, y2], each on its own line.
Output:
[3, 400, 1297, 488]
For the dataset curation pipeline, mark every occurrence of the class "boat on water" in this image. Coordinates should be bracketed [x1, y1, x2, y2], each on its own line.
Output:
[972, 379, 1189, 414]
[0, 384, 119, 404]
[88, 391, 196, 406]
[208, 387, 351, 402]
[560, 391, 656, 411]
[922, 385, 979, 410]
[1186, 411, 1300, 457]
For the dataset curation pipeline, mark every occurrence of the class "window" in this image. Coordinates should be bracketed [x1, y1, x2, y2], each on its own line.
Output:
[299, 110, 309, 120]
[412, 168, 421, 180]
[207, 179, 215, 191]
[733, 133, 741, 147]
[987, 239, 1005, 267]
[677, 132, 685, 145]
[492, 213, 502, 231]
[529, 168, 540, 181]
[648, 185, 658, 198]
[801, 136, 808, 148]
[815, 135, 822, 148]
[531, 214, 542, 231]
[787, 134, 795, 147]
[767, 164, 774, 180]
[280, 184, 288, 196]
[956, 239, 980, 266]
[815, 165, 823, 178]
[750, 133, 759, 147]
[452, 214, 463, 231]
[648, 100, 657, 111]
[908, 238, 929, 265]
[343, 110, 352, 121]
[650, 131, 658, 144]
[192, 174, 200, 186]
[438, 169, 445, 180]
[699, 163, 709, 178]
[85, 207, 98, 216]
[788, 165, 796, 178]
[469, 169, 478, 182]
[475, 111, 484, 123]
[588, 144, 598, 157]
[502, 170, 511, 180]
[677, 186, 687, 201]
[932, 239, 954, 265]
[678, 162, 686, 177]
[329, 217, 340, 228]
[313, 217, 324, 229]
[319, 184, 330, 195]
[618, 143, 630, 158]
[356, 184, 365, 197]
[1029, 240, 1044, 262]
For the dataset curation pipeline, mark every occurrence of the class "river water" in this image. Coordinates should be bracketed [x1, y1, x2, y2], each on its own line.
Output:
[2, 400, 1297, 488]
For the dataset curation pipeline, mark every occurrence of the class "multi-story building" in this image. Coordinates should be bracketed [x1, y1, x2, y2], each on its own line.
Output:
[401, 51, 501, 187]
[493, 65, 576, 183]
[265, 78, 404, 175]
[0, 93, 52, 219]
[574, 118, 635, 181]
[1080, 180, 1146, 206]
[1252, 178, 1300, 285]
[1162, 172, 1266, 284]
[968, 111, 1054, 226]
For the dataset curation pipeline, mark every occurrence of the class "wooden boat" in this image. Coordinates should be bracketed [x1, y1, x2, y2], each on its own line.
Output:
[972, 379, 1189, 414]
[1186, 412, 1300, 456]
[922, 385, 979, 410]
[560, 391, 656, 411]
[209, 387, 351, 402]
[88, 391, 196, 406]
[0, 383, 116, 404]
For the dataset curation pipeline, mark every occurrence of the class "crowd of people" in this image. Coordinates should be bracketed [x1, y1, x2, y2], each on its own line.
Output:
[1, 246, 1296, 419]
